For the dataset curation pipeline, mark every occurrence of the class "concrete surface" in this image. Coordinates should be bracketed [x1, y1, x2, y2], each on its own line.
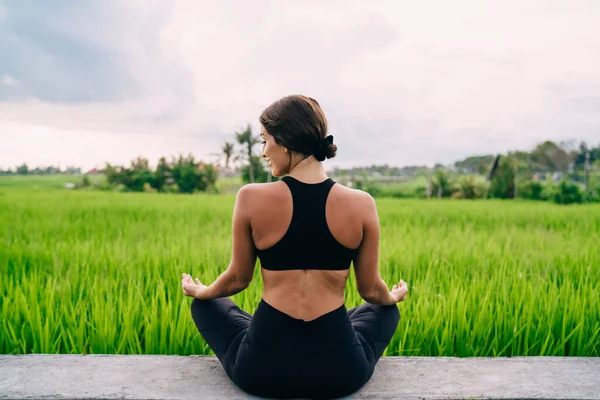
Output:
[0, 355, 599, 399]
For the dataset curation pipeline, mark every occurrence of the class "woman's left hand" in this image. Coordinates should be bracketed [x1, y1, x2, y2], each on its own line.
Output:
[181, 273, 208, 299]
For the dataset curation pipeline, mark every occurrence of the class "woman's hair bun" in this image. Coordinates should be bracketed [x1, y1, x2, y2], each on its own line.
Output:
[325, 143, 337, 160]
[313, 135, 337, 161]
[260, 95, 339, 162]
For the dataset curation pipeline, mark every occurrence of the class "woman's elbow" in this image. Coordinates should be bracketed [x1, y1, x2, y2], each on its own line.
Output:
[358, 287, 378, 304]
[358, 283, 391, 305]
[235, 273, 253, 290]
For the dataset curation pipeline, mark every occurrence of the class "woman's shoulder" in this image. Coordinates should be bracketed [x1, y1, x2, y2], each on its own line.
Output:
[236, 181, 285, 197]
[329, 181, 377, 214]
[332, 180, 372, 200]
[234, 181, 288, 209]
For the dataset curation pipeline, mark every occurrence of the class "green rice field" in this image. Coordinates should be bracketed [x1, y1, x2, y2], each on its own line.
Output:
[1, 177, 599, 357]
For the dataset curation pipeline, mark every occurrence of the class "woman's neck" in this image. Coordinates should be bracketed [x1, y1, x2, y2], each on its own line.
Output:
[287, 156, 328, 183]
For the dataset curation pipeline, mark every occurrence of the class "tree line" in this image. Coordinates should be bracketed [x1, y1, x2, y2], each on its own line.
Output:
[97, 155, 217, 194]
[339, 140, 600, 205]
[334, 140, 599, 178]
[436, 140, 600, 203]
[4, 131, 598, 204]
[0, 164, 81, 175]
[453, 140, 600, 176]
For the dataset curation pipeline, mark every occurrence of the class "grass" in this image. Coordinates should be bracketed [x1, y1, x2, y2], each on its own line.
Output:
[1, 178, 599, 357]
[215, 175, 244, 194]
[0, 174, 80, 189]
[0, 174, 105, 190]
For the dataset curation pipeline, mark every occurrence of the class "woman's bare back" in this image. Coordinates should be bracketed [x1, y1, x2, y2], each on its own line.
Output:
[249, 179, 365, 321]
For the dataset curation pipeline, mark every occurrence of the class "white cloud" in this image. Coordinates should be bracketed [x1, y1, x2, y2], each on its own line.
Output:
[1, 0, 600, 170]
[0, 74, 20, 87]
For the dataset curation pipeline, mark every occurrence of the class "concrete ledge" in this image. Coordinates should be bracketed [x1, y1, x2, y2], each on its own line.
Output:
[0, 355, 599, 399]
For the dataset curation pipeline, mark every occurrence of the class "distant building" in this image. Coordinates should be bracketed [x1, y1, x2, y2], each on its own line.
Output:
[85, 168, 103, 175]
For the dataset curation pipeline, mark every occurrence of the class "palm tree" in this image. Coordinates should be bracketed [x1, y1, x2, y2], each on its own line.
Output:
[235, 124, 260, 183]
[433, 169, 452, 199]
[222, 141, 235, 170]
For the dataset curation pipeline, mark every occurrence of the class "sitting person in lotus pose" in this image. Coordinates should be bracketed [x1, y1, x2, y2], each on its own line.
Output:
[181, 94, 408, 399]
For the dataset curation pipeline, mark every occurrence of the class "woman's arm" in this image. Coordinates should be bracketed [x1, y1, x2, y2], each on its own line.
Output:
[197, 185, 258, 300]
[353, 192, 400, 306]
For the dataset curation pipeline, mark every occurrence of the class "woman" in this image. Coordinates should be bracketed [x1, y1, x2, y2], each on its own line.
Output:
[181, 94, 408, 399]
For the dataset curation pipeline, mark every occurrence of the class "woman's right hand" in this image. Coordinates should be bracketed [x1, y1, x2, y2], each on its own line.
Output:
[390, 279, 408, 303]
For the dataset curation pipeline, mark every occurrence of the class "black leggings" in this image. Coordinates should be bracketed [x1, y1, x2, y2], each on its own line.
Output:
[190, 297, 400, 399]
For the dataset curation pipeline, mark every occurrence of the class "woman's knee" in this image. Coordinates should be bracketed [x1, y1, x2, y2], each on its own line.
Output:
[371, 303, 400, 320]
[386, 304, 400, 325]
[190, 297, 248, 332]
[190, 297, 229, 313]
[377, 304, 400, 340]
[190, 298, 219, 328]
[190, 297, 208, 314]
[390, 303, 400, 319]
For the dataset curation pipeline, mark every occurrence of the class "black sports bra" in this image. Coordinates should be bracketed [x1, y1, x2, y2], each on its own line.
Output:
[255, 176, 359, 271]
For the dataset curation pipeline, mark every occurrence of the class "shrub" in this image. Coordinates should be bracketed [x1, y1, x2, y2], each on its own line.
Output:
[431, 170, 456, 198]
[452, 176, 480, 199]
[582, 191, 600, 203]
[414, 186, 427, 198]
[143, 182, 157, 193]
[519, 180, 544, 200]
[364, 185, 383, 197]
[81, 175, 91, 188]
[552, 179, 583, 205]
[102, 155, 217, 194]
[489, 157, 515, 199]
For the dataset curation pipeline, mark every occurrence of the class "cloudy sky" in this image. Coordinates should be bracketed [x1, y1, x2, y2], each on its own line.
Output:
[1, 0, 599, 171]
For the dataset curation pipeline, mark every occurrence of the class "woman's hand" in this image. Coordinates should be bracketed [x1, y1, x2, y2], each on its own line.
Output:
[390, 279, 408, 303]
[181, 273, 208, 299]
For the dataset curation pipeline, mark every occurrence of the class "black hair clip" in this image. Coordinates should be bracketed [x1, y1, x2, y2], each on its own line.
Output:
[313, 135, 334, 160]
[314, 135, 333, 151]
[321, 135, 334, 146]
